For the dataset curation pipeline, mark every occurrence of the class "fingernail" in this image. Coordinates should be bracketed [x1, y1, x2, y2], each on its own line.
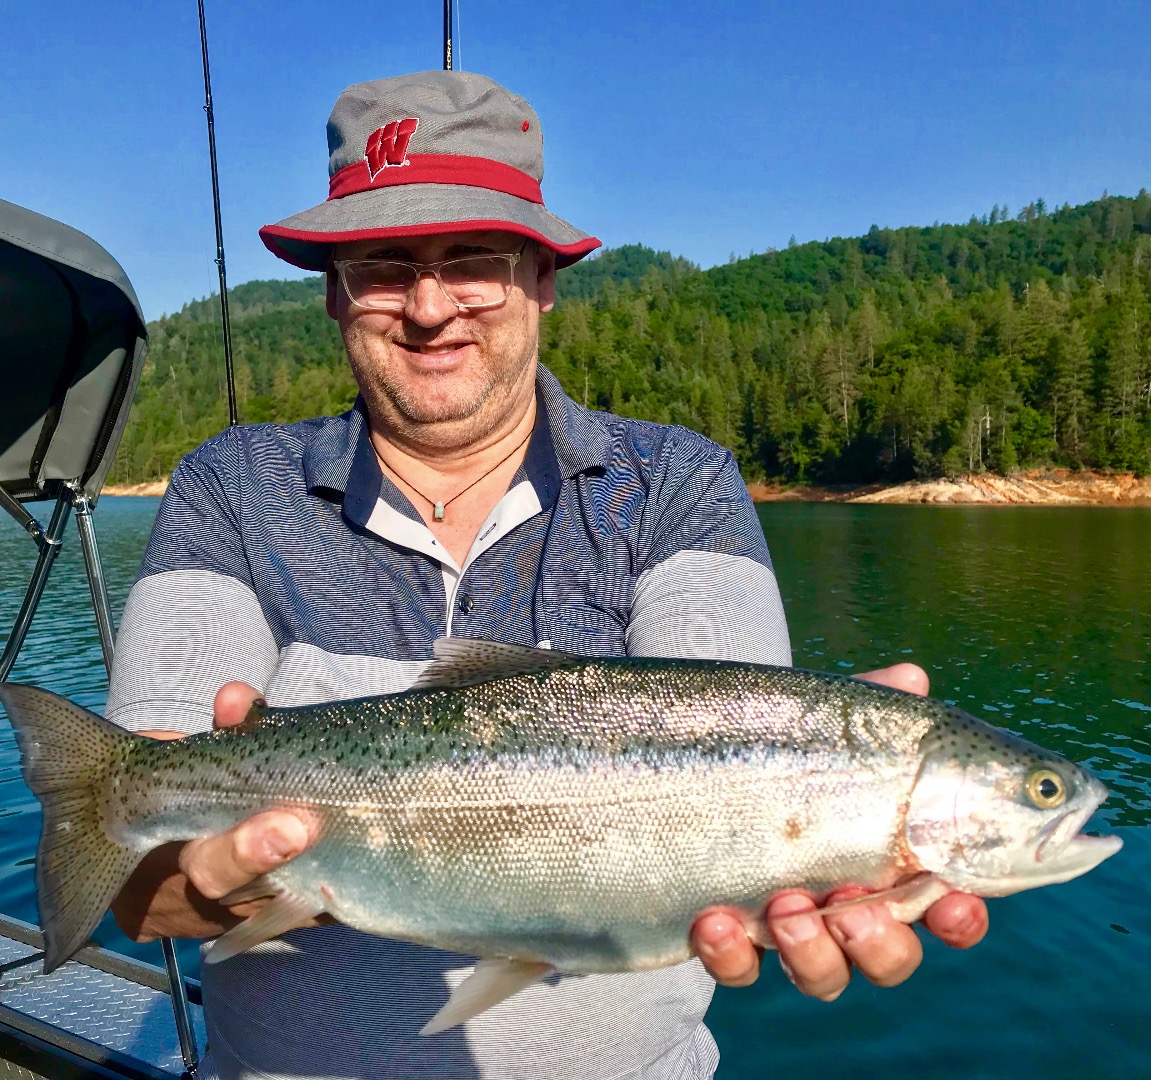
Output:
[830, 905, 880, 946]
[264, 829, 300, 861]
[770, 898, 821, 946]
[942, 909, 982, 945]
[695, 917, 743, 965]
[773, 913, 821, 946]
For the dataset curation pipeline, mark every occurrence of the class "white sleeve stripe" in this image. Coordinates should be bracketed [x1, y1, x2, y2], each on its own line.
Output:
[626, 550, 792, 666]
[106, 570, 281, 733]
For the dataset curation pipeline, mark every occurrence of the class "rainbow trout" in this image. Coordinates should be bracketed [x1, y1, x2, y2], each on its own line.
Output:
[0, 639, 1121, 1034]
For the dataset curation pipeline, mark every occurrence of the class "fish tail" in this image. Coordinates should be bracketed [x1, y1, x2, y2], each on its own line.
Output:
[0, 683, 144, 972]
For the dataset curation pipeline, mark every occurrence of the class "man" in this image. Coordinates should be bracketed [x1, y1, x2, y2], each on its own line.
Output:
[108, 71, 987, 1080]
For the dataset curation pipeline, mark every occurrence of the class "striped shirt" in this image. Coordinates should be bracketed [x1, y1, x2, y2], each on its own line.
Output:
[107, 364, 791, 1080]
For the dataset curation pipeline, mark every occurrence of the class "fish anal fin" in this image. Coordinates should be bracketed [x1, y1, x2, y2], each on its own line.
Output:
[420, 958, 553, 1036]
[204, 888, 324, 964]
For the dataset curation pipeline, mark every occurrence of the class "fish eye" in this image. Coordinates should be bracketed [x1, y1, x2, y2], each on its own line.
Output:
[1026, 768, 1066, 809]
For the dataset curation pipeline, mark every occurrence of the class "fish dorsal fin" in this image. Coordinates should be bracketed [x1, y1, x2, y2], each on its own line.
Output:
[420, 958, 553, 1035]
[411, 639, 579, 692]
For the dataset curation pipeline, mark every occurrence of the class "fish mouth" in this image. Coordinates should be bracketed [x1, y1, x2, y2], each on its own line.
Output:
[1032, 784, 1122, 882]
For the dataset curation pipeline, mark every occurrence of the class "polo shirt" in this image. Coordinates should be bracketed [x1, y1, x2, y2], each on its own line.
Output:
[107, 365, 792, 1080]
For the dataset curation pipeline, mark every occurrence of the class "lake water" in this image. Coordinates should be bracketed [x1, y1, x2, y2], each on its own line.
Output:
[0, 497, 1146, 1078]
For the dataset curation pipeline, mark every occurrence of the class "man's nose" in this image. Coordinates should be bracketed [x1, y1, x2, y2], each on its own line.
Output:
[403, 271, 458, 326]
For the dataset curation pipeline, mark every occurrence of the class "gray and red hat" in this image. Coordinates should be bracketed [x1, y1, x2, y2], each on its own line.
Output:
[259, 71, 601, 271]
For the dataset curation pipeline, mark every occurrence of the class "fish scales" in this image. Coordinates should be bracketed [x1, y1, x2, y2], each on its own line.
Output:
[102, 661, 935, 967]
[0, 639, 1121, 1032]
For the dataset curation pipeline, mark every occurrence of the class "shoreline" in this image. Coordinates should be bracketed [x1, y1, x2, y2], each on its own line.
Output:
[748, 469, 1151, 505]
[104, 469, 1151, 506]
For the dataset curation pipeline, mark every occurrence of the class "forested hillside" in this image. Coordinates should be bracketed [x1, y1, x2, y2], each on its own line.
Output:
[109, 190, 1151, 485]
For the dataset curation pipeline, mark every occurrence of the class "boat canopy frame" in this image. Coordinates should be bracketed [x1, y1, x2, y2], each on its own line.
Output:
[0, 199, 201, 1078]
[0, 197, 147, 679]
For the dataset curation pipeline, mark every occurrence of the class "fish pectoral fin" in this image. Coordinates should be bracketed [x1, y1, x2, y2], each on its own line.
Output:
[802, 872, 951, 925]
[879, 872, 953, 924]
[204, 889, 325, 964]
[419, 958, 554, 1036]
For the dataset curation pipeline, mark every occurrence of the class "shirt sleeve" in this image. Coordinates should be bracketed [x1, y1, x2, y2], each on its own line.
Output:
[625, 437, 792, 666]
[105, 437, 281, 734]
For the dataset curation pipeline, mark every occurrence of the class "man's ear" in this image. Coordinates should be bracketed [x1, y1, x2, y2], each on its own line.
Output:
[325, 269, 339, 320]
[536, 248, 557, 314]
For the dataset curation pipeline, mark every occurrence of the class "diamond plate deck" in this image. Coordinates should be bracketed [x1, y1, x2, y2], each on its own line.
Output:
[0, 921, 203, 1079]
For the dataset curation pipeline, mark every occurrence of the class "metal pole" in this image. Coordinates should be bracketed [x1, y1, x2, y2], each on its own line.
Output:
[74, 483, 202, 1074]
[71, 489, 116, 674]
[197, 0, 238, 427]
[72, 481, 204, 1074]
[0, 491, 71, 682]
[443, 0, 453, 69]
[0, 485, 46, 543]
[162, 938, 201, 1080]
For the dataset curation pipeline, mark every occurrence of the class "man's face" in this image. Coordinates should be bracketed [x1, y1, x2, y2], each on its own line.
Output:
[327, 229, 556, 447]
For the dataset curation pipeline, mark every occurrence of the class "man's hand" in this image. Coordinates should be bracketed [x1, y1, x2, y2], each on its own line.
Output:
[111, 683, 322, 943]
[689, 662, 989, 998]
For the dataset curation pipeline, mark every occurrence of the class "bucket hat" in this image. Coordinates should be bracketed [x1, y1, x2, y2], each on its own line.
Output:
[259, 71, 601, 271]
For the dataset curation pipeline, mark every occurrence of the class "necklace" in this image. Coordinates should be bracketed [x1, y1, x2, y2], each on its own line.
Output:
[378, 426, 534, 522]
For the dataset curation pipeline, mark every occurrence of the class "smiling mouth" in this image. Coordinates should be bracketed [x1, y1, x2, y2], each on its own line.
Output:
[400, 342, 470, 356]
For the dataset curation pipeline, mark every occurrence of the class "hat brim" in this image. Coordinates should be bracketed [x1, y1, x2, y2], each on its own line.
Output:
[260, 184, 601, 271]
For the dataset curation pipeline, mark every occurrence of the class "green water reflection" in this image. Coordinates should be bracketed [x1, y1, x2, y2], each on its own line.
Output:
[707, 504, 1149, 1080]
[0, 498, 1145, 1078]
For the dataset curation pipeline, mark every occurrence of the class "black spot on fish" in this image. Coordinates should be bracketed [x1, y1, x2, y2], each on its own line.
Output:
[1110, 923, 1131, 935]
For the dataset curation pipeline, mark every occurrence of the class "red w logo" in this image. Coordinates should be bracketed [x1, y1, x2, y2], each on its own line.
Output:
[365, 118, 420, 177]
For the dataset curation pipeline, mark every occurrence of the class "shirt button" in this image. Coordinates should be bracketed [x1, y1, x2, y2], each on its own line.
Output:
[457, 595, 475, 614]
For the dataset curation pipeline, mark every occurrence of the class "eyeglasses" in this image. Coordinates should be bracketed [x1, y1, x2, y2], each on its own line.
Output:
[333, 241, 529, 313]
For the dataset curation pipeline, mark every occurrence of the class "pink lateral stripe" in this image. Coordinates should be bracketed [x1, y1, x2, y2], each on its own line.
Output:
[329, 154, 544, 204]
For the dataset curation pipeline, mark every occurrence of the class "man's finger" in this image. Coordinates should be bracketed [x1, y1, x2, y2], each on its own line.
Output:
[922, 891, 989, 949]
[214, 681, 263, 729]
[856, 662, 930, 696]
[179, 810, 313, 900]
[767, 892, 851, 1001]
[690, 908, 761, 988]
[820, 888, 923, 989]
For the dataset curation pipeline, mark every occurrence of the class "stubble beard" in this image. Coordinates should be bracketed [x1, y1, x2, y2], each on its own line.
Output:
[346, 316, 539, 450]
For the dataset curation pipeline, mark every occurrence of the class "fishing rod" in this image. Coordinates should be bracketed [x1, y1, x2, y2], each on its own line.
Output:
[155, 6, 458, 1068]
[198, 0, 238, 428]
[444, 0, 454, 69]
[142, 10, 228, 1076]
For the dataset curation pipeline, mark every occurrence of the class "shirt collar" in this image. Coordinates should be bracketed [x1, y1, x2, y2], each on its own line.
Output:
[535, 365, 612, 478]
[302, 365, 612, 527]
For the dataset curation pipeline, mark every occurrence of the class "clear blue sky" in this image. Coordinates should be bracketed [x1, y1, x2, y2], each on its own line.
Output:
[4, 1, 1149, 320]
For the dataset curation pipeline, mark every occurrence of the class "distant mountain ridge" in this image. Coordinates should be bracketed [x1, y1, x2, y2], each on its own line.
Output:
[109, 191, 1151, 485]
